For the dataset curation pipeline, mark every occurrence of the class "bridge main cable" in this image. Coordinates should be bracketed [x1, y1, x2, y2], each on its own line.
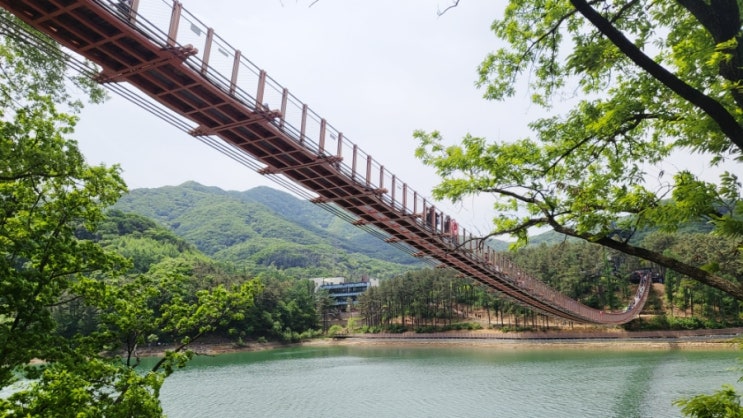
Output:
[0, 0, 649, 324]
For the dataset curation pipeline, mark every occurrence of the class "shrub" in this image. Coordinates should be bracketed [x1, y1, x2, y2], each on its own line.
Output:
[359, 326, 382, 334]
[385, 323, 408, 333]
[327, 325, 345, 337]
[280, 330, 301, 343]
[621, 315, 670, 331]
[500, 326, 534, 333]
[448, 322, 482, 331]
[668, 316, 705, 330]
[300, 329, 323, 340]
[414, 325, 438, 333]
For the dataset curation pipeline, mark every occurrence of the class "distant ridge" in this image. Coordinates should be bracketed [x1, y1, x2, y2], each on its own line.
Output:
[113, 182, 423, 278]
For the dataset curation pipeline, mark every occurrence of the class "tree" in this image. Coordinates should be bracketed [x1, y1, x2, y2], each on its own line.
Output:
[0, 11, 124, 388]
[415, 0, 743, 299]
[674, 384, 743, 418]
[0, 14, 261, 416]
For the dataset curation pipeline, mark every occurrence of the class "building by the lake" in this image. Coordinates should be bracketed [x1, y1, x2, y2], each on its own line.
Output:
[310, 276, 379, 307]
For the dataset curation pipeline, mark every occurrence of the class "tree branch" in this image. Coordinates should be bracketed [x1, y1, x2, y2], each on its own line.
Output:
[550, 221, 743, 298]
[437, 0, 460, 16]
[569, 0, 743, 152]
[676, 0, 743, 109]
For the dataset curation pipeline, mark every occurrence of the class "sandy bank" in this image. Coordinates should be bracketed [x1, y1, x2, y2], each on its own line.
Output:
[331, 327, 743, 349]
[310, 337, 739, 352]
[143, 328, 743, 357]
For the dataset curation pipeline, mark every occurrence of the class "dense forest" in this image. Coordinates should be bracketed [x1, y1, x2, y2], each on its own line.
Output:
[106, 184, 743, 338]
[71, 210, 325, 344]
[357, 231, 743, 333]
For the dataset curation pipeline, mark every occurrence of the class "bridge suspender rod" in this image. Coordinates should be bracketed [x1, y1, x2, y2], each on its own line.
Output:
[412, 190, 417, 217]
[167, 1, 181, 48]
[256, 70, 267, 110]
[402, 183, 408, 213]
[379, 165, 384, 191]
[127, 0, 140, 23]
[319, 119, 327, 153]
[229, 49, 241, 96]
[300, 104, 308, 144]
[351, 144, 358, 180]
[280, 88, 289, 129]
[391, 175, 396, 207]
[365, 155, 372, 186]
[200, 28, 214, 75]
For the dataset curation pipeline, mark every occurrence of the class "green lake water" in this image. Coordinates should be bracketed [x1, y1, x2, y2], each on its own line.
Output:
[159, 343, 742, 418]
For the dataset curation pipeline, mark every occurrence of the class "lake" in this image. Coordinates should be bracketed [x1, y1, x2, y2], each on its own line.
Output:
[159, 342, 742, 418]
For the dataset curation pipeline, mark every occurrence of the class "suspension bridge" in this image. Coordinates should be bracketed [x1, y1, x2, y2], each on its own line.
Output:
[0, 0, 651, 324]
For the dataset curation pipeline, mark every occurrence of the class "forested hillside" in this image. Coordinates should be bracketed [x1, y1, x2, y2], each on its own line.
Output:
[357, 234, 743, 334]
[79, 210, 324, 342]
[113, 182, 422, 279]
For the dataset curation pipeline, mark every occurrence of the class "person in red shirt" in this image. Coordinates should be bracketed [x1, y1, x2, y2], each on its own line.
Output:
[450, 219, 458, 244]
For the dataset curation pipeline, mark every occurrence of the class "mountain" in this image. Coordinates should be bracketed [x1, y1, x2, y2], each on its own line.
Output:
[113, 182, 421, 278]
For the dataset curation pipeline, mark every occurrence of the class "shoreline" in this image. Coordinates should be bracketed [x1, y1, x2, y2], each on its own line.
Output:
[148, 328, 743, 357]
[311, 336, 740, 352]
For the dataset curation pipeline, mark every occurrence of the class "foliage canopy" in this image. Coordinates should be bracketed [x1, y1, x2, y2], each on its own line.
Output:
[416, 0, 743, 298]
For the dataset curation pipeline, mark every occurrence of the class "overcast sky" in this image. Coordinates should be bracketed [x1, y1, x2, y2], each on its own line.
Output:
[72, 0, 734, 234]
[74, 0, 521, 232]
